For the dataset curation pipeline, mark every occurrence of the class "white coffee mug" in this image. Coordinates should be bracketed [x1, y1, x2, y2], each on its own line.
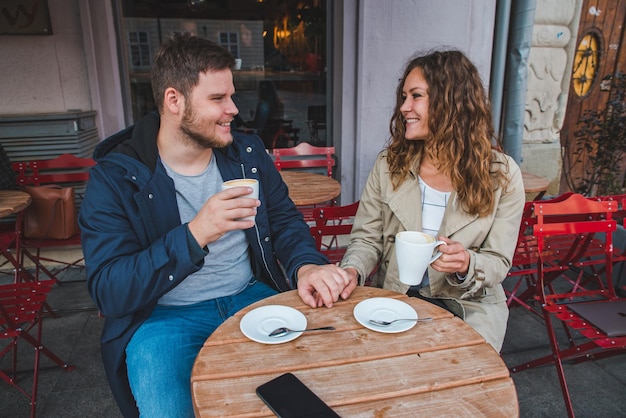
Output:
[234, 58, 242, 70]
[395, 231, 446, 286]
[221, 179, 259, 222]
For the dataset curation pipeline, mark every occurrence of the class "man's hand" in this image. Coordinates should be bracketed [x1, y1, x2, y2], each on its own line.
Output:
[188, 186, 260, 247]
[296, 264, 357, 308]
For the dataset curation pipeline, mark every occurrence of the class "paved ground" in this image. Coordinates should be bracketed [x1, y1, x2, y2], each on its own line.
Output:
[1, 268, 625, 417]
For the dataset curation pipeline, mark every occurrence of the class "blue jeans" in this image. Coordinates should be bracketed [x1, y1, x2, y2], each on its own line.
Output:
[125, 279, 277, 418]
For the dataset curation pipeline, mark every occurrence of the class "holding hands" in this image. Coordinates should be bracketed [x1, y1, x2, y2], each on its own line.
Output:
[296, 264, 357, 308]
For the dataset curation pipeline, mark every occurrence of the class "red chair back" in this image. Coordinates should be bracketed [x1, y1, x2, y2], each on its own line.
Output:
[533, 193, 618, 304]
[310, 201, 359, 264]
[18, 154, 96, 281]
[28, 153, 96, 186]
[273, 142, 335, 177]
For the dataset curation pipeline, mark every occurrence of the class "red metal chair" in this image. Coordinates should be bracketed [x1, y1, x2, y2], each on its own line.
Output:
[508, 193, 626, 417]
[506, 193, 572, 312]
[0, 280, 74, 417]
[18, 154, 96, 281]
[273, 142, 336, 222]
[273, 142, 335, 177]
[505, 192, 611, 314]
[310, 201, 359, 264]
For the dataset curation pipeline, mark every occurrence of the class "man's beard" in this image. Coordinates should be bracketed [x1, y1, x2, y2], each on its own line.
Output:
[180, 104, 232, 149]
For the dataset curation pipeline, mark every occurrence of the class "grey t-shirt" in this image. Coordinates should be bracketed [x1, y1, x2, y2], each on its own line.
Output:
[159, 155, 253, 305]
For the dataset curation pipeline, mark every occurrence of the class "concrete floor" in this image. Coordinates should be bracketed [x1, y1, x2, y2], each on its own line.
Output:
[1, 268, 625, 418]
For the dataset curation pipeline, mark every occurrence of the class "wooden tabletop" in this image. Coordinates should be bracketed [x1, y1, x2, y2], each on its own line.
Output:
[0, 190, 31, 219]
[522, 171, 550, 199]
[280, 171, 341, 206]
[191, 286, 518, 417]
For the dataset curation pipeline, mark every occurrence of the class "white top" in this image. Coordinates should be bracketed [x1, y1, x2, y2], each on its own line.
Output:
[419, 176, 450, 238]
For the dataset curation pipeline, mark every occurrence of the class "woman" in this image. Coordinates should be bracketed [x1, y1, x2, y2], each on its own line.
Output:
[340, 50, 525, 351]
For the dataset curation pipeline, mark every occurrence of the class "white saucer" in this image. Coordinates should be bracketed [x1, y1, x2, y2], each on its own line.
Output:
[353, 297, 418, 333]
[240, 305, 307, 344]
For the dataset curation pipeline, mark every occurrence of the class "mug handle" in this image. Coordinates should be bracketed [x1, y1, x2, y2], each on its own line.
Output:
[429, 241, 447, 263]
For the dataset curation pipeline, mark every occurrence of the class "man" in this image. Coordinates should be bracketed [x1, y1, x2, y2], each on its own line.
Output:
[79, 34, 355, 418]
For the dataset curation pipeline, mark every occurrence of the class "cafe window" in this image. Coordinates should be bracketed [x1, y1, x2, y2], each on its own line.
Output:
[219, 32, 240, 58]
[118, 0, 330, 150]
[127, 31, 152, 68]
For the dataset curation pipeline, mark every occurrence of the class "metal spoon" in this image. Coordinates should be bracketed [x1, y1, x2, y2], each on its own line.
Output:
[368, 318, 433, 326]
[268, 326, 336, 337]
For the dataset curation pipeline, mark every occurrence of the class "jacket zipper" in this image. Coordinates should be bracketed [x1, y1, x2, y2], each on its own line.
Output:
[240, 163, 282, 289]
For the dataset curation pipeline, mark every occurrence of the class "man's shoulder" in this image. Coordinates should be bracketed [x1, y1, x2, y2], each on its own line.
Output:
[232, 130, 266, 149]
[223, 130, 269, 161]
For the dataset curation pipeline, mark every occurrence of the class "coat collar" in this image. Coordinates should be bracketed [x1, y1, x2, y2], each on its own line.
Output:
[386, 159, 478, 236]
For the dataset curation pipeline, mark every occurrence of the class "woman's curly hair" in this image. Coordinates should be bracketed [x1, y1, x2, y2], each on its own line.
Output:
[387, 50, 508, 217]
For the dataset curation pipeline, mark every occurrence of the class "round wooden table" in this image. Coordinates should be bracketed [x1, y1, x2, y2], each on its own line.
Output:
[279, 171, 340, 206]
[522, 171, 550, 201]
[191, 286, 519, 417]
[0, 190, 32, 283]
[0, 190, 31, 218]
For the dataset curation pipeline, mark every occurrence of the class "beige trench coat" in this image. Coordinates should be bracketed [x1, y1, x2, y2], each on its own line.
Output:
[340, 150, 525, 351]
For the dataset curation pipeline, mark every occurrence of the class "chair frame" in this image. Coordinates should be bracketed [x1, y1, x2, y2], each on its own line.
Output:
[310, 201, 359, 264]
[506, 192, 615, 314]
[15, 154, 95, 282]
[508, 193, 626, 417]
[0, 280, 74, 417]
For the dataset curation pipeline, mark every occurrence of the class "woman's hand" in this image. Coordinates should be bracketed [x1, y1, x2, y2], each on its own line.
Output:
[430, 237, 469, 275]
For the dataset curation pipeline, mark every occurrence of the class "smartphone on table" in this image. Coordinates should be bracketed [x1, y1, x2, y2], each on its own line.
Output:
[256, 372, 341, 418]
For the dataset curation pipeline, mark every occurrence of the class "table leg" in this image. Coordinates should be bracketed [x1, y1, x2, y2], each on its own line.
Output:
[0, 213, 37, 283]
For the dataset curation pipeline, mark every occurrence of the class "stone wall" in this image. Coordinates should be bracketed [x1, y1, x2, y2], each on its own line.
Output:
[522, 0, 583, 195]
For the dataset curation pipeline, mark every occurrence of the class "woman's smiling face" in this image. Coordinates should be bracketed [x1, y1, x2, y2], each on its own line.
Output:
[400, 67, 430, 141]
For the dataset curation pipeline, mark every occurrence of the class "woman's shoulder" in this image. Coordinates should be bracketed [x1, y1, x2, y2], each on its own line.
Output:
[491, 150, 521, 173]
[490, 150, 524, 197]
[375, 149, 389, 165]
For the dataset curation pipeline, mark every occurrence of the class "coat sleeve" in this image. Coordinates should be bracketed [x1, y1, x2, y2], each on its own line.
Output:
[79, 161, 202, 318]
[340, 154, 386, 284]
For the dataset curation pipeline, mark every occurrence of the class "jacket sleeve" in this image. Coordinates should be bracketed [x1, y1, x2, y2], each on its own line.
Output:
[79, 161, 203, 318]
[340, 154, 386, 284]
[255, 146, 328, 285]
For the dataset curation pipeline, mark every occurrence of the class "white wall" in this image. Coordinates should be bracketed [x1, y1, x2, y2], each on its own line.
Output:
[339, 0, 497, 203]
[0, 0, 91, 114]
[0, 0, 126, 140]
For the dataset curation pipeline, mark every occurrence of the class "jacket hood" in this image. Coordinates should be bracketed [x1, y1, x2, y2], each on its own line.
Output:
[93, 112, 161, 171]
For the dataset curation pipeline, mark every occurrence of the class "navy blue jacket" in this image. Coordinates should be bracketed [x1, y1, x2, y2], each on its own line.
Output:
[79, 112, 327, 417]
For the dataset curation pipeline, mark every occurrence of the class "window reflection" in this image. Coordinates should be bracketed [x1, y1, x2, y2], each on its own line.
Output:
[120, 0, 328, 149]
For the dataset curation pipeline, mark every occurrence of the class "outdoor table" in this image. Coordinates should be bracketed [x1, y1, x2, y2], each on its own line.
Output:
[191, 286, 519, 417]
[0, 190, 33, 283]
[0, 190, 31, 218]
[522, 171, 550, 201]
[279, 171, 340, 206]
